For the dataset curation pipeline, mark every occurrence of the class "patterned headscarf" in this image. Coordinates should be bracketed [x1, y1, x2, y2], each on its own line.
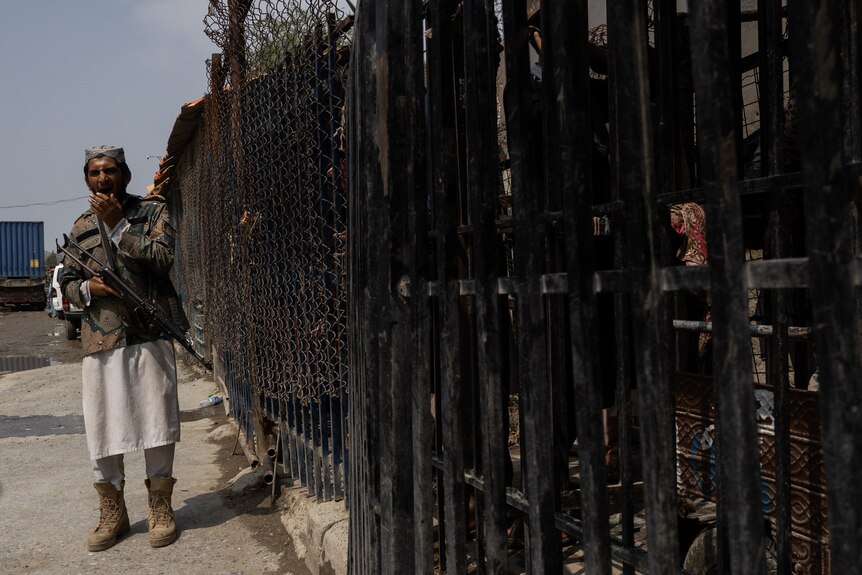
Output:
[670, 203, 708, 265]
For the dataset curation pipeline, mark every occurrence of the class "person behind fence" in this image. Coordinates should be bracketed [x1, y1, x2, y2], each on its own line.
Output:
[61, 145, 188, 552]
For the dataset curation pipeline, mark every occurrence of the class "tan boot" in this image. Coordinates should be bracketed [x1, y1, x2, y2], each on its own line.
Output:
[87, 482, 130, 552]
[145, 476, 177, 547]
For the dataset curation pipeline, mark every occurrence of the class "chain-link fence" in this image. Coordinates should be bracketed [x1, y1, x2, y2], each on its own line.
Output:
[169, 0, 353, 502]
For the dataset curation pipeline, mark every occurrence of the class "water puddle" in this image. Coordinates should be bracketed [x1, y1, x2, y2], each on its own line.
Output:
[0, 414, 85, 438]
[0, 356, 62, 374]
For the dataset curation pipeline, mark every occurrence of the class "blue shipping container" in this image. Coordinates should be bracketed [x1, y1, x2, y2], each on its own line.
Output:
[0, 221, 44, 278]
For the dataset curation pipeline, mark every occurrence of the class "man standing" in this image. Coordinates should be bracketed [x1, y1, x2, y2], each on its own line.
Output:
[62, 145, 188, 551]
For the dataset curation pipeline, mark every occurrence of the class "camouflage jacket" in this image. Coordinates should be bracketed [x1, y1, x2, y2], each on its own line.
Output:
[61, 194, 189, 356]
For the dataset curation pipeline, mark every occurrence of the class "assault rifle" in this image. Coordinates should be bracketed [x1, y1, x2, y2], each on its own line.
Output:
[57, 229, 212, 370]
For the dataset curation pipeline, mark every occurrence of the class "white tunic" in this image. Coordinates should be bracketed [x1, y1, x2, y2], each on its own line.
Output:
[82, 339, 180, 460]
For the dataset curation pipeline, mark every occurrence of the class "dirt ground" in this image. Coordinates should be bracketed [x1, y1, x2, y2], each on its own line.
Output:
[0, 308, 85, 365]
[0, 309, 310, 575]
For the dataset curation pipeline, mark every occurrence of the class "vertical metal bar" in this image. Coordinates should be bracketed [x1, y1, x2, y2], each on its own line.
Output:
[312, 398, 324, 501]
[656, 1, 688, 275]
[287, 394, 299, 478]
[761, 3, 793, 573]
[607, 2, 681, 573]
[760, 0, 785, 175]
[790, 1, 862, 572]
[331, 394, 344, 499]
[409, 9, 433, 562]
[548, 295, 570, 489]
[614, 264, 635, 575]
[280, 400, 292, 477]
[606, 30, 636, 572]
[311, 22, 333, 504]
[768, 286, 792, 575]
[539, 0, 571, 510]
[430, 303, 447, 569]
[340, 389, 349, 502]
[333, 18, 349, 499]
[412, 298, 433, 574]
[689, 2, 767, 574]
[279, 408, 289, 477]
[373, 2, 426, 572]
[321, 397, 332, 500]
[655, 0, 678, 193]
[303, 402, 315, 495]
[545, 0, 610, 572]
[500, 0, 561, 570]
[428, 0, 468, 572]
[460, 0, 508, 572]
[293, 395, 308, 487]
[726, 0, 745, 177]
[267, 396, 276, 429]
[348, 1, 381, 570]
[844, 0, 861, 162]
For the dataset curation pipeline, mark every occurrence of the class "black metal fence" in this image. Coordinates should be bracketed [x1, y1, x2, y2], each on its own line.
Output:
[347, 0, 862, 573]
[169, 0, 353, 502]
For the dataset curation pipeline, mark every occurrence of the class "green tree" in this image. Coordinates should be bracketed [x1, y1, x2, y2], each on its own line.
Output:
[246, 13, 302, 76]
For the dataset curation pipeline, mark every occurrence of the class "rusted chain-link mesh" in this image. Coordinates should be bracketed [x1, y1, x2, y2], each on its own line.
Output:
[173, 1, 352, 419]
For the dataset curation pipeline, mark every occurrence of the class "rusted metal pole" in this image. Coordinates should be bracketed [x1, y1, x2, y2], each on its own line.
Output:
[261, 453, 274, 485]
[236, 423, 260, 469]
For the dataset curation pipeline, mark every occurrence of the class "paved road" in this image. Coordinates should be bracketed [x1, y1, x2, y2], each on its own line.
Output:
[0, 310, 308, 575]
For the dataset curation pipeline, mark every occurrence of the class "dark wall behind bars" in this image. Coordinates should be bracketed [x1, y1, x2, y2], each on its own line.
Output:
[346, 0, 862, 574]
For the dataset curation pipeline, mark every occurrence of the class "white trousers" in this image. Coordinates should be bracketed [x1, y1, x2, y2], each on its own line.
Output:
[82, 340, 180, 460]
[93, 443, 175, 490]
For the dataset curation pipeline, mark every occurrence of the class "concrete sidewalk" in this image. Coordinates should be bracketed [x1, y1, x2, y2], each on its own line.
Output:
[206, 365, 350, 575]
[0, 355, 315, 575]
[276, 483, 349, 575]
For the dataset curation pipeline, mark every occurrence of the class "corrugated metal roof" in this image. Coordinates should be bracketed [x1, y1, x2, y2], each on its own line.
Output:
[166, 97, 205, 157]
[150, 97, 206, 196]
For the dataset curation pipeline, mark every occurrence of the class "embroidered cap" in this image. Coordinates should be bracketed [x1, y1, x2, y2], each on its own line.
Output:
[84, 145, 125, 167]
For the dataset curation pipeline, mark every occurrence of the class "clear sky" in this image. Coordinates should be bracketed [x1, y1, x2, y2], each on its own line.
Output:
[0, 0, 217, 252]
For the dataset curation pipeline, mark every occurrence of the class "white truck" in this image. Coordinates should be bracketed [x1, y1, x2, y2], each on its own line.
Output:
[49, 263, 83, 340]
